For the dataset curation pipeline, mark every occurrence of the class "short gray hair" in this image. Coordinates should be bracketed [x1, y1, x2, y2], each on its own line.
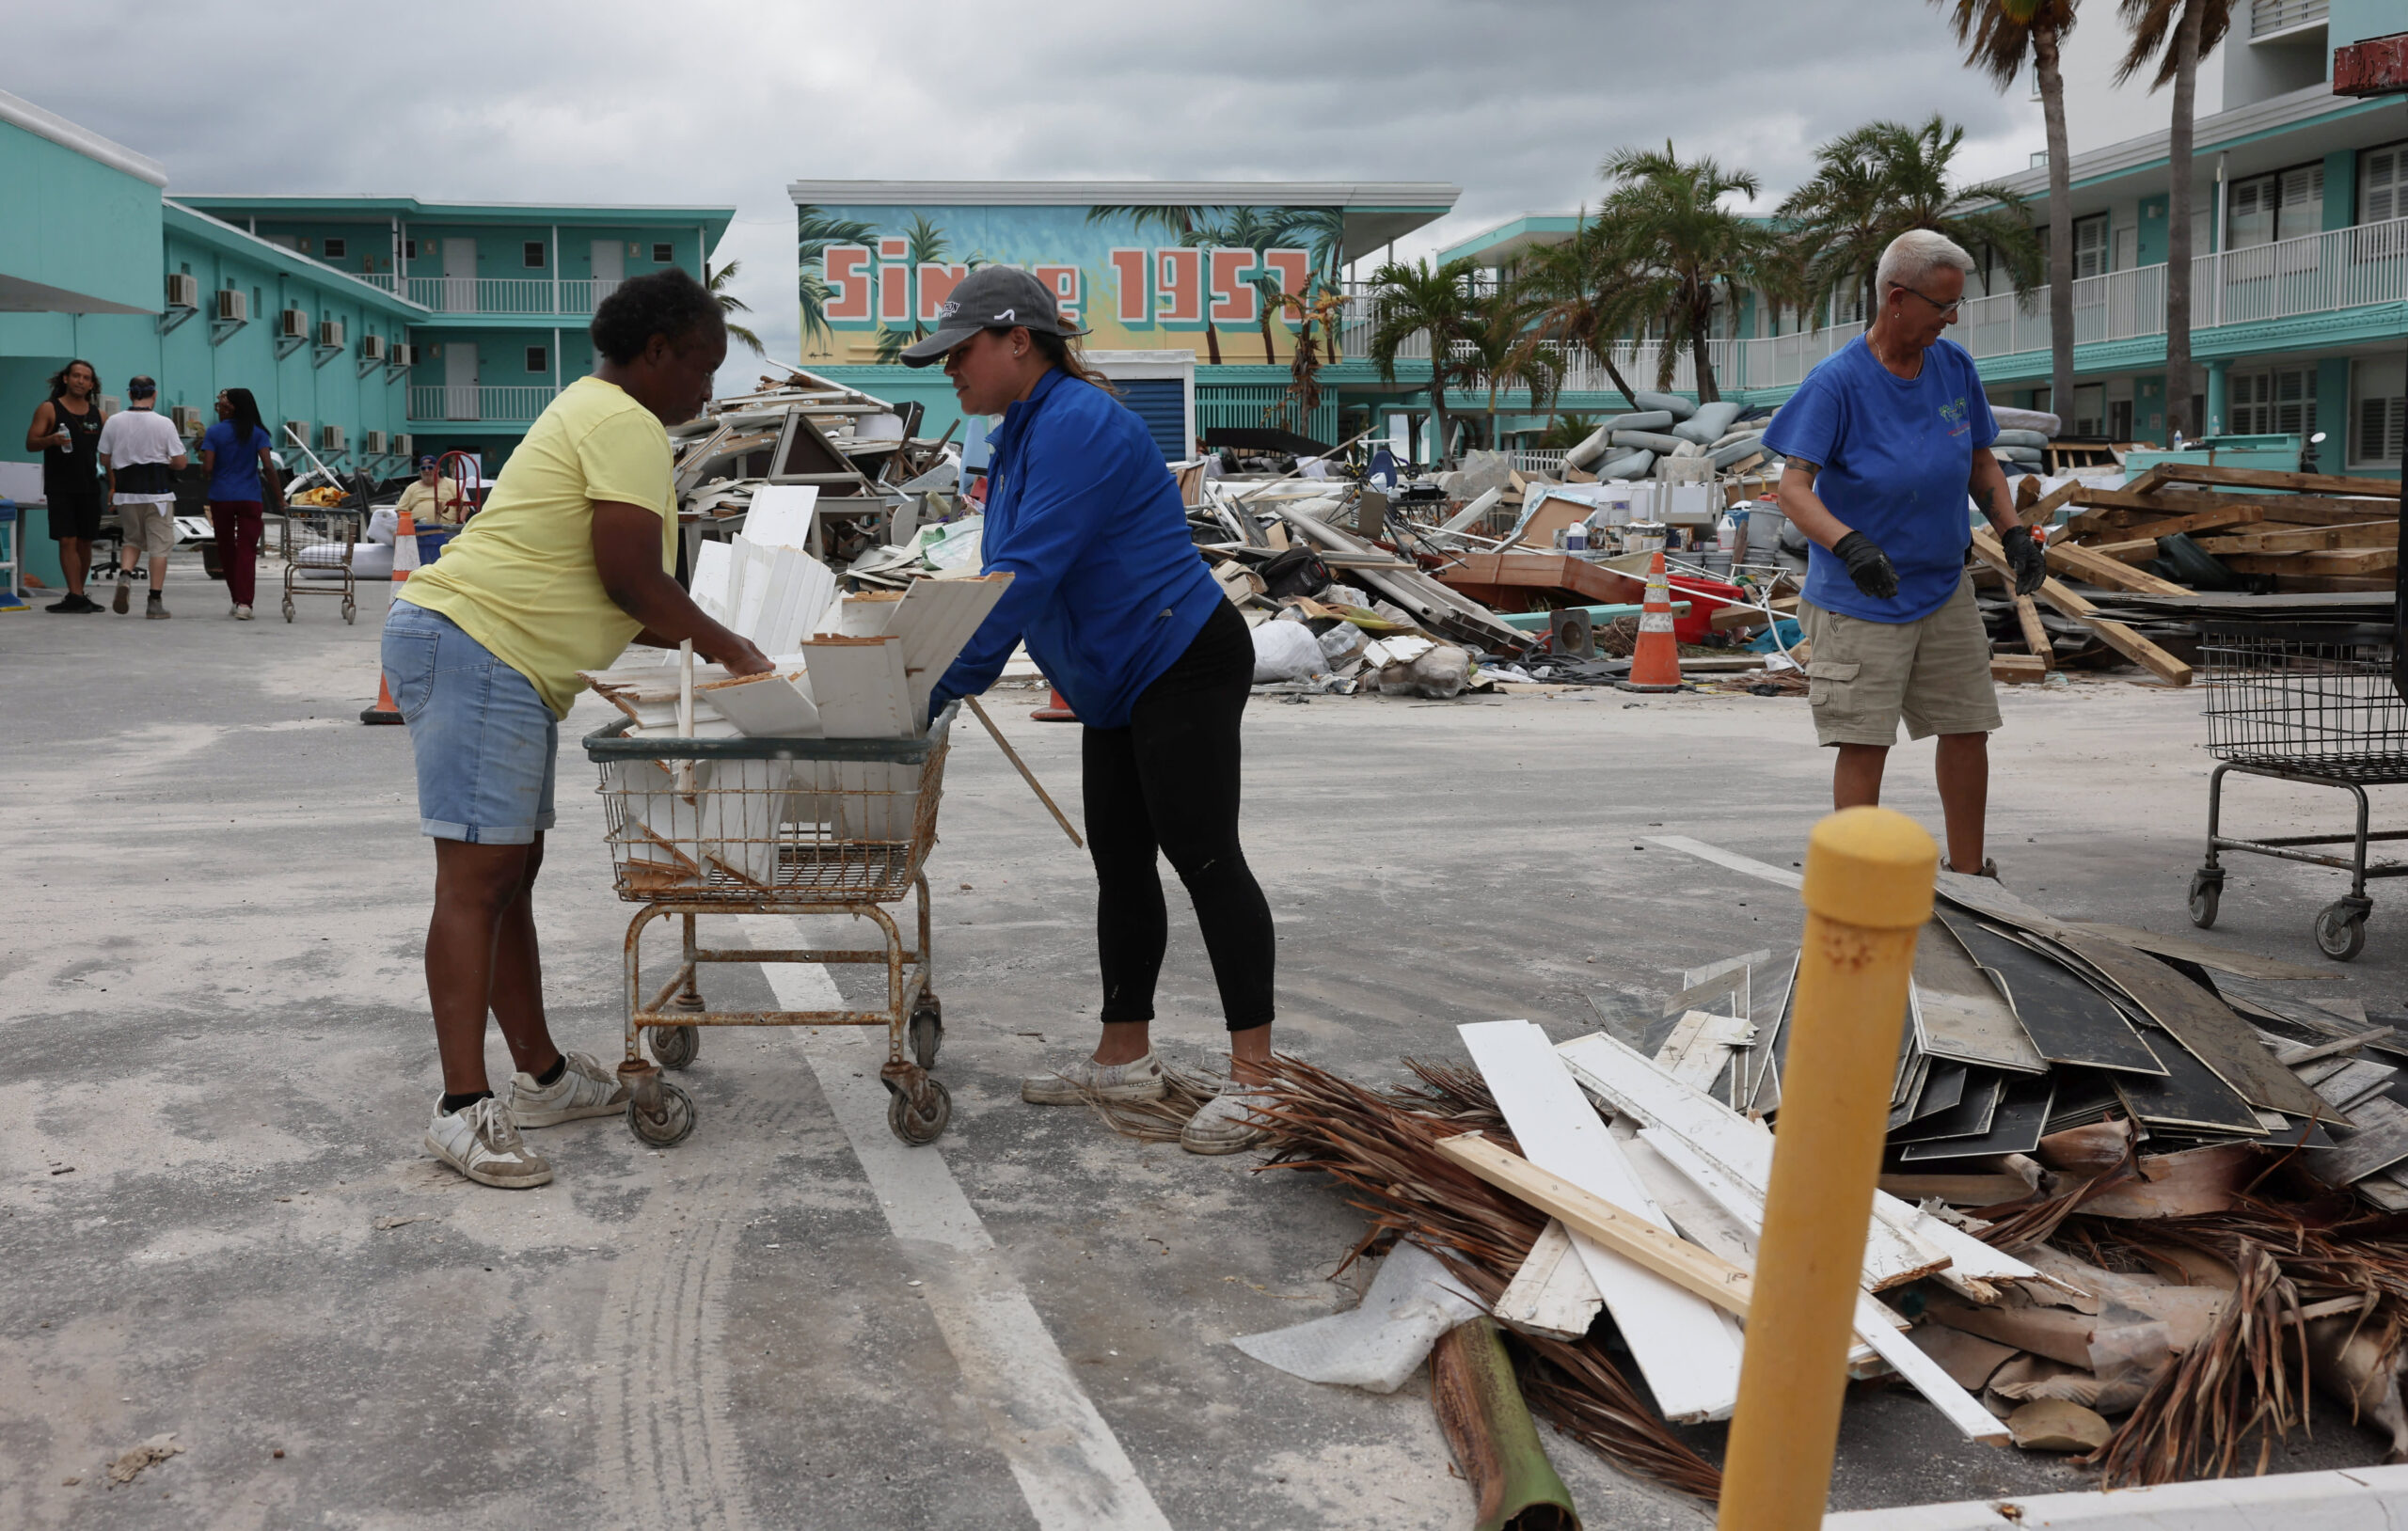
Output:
[1875, 229, 1976, 300]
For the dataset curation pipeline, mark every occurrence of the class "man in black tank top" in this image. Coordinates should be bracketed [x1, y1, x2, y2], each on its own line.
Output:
[24, 359, 105, 612]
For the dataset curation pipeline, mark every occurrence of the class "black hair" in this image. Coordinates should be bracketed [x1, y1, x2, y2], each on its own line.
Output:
[47, 359, 98, 400]
[1026, 324, 1117, 395]
[590, 267, 724, 365]
[220, 387, 266, 443]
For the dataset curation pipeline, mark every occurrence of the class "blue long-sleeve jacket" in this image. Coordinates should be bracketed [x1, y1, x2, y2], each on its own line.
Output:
[930, 369, 1223, 729]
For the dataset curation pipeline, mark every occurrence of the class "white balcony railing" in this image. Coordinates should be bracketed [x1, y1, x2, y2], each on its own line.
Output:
[363, 274, 612, 316]
[407, 385, 559, 422]
[1345, 216, 2408, 398]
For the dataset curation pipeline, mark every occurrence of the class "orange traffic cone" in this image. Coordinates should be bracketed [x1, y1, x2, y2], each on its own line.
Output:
[1031, 687, 1077, 722]
[360, 504, 420, 725]
[1622, 550, 1684, 693]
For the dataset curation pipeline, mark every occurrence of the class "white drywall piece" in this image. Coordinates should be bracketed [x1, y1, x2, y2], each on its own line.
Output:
[1461, 1018, 1744, 1422]
[742, 483, 820, 549]
[885, 573, 1013, 725]
[690, 539, 736, 624]
[802, 636, 913, 739]
[700, 670, 820, 738]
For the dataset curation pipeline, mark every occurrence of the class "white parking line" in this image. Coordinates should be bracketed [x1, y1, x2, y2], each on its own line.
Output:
[737, 915, 1172, 1531]
[1646, 834, 1804, 891]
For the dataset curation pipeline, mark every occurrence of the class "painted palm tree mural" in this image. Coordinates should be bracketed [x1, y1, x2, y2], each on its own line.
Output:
[871, 213, 965, 365]
[1085, 203, 1229, 364]
[796, 206, 880, 352]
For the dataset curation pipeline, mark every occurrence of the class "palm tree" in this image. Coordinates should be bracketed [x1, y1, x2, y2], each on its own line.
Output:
[1364, 256, 1488, 464]
[1779, 118, 2043, 331]
[1465, 287, 1559, 450]
[1086, 204, 1229, 363]
[705, 260, 764, 356]
[796, 206, 881, 353]
[2116, 0, 2234, 441]
[1937, 0, 2082, 418]
[1509, 213, 1646, 408]
[1265, 285, 1348, 437]
[1203, 206, 1300, 363]
[1594, 144, 1787, 402]
[898, 213, 953, 342]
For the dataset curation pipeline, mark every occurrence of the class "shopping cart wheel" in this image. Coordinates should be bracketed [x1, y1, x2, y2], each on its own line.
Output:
[628, 1079, 697, 1146]
[2188, 869, 2222, 929]
[909, 1003, 943, 1069]
[342, 593, 356, 625]
[887, 1078, 951, 1145]
[648, 1023, 699, 1070]
[2315, 901, 2368, 962]
[281, 594, 294, 623]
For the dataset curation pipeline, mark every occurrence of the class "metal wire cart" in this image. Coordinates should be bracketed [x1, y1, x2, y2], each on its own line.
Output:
[277, 499, 364, 623]
[2190, 621, 2408, 960]
[583, 704, 956, 1145]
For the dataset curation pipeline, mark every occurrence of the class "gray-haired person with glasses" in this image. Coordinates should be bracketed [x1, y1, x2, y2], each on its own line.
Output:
[1764, 229, 2048, 879]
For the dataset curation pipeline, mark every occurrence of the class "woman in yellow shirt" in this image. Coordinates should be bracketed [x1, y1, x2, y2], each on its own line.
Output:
[382, 269, 770, 1190]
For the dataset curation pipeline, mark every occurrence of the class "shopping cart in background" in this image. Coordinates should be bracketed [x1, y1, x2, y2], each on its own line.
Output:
[277, 494, 365, 623]
[2190, 621, 2408, 959]
[583, 705, 956, 1146]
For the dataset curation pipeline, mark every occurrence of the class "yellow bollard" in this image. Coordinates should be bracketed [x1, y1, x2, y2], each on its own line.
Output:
[1716, 807, 1937, 1531]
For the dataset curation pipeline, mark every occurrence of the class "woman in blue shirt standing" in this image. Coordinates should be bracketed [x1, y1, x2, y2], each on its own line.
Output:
[199, 387, 279, 620]
[912, 266, 1278, 1155]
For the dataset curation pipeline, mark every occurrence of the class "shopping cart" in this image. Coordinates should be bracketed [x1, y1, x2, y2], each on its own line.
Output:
[278, 499, 365, 623]
[2190, 621, 2408, 960]
[583, 705, 955, 1145]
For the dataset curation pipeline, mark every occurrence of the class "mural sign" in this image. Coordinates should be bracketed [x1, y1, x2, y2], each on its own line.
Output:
[797, 203, 1345, 367]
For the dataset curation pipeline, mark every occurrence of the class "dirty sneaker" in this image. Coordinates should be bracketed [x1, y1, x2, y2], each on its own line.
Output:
[145, 592, 169, 620]
[424, 1096, 553, 1189]
[234, 604, 253, 621]
[1021, 1051, 1165, 1105]
[508, 1050, 630, 1128]
[113, 578, 130, 614]
[1180, 1086, 1276, 1156]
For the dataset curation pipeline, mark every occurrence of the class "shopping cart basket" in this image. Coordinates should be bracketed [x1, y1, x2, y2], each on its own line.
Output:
[278, 501, 364, 623]
[2191, 621, 2408, 960]
[584, 703, 955, 1145]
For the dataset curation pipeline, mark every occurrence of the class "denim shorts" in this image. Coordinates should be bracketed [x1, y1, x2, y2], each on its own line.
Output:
[382, 599, 558, 843]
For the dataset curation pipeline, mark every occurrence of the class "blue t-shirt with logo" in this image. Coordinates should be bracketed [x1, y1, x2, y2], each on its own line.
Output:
[1764, 336, 1998, 623]
[201, 420, 275, 501]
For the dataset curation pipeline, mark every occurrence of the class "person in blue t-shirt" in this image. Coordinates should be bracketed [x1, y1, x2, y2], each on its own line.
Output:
[904, 265, 1279, 1156]
[199, 387, 280, 621]
[1764, 230, 2048, 878]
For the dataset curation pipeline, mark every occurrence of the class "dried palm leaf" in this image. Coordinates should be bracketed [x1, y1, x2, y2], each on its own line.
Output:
[1064, 1059, 1224, 1142]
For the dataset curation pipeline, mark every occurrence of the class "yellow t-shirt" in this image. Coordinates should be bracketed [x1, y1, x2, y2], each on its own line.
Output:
[399, 376, 675, 718]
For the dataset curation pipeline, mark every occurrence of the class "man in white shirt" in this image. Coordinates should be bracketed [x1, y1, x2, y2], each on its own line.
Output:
[98, 376, 189, 619]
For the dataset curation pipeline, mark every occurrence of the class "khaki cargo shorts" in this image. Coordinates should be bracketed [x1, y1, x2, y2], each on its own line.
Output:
[1799, 575, 2002, 748]
[116, 500, 178, 558]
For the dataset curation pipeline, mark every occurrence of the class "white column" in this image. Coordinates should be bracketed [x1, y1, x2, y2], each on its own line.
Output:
[550, 224, 560, 313]
[552, 325, 561, 396]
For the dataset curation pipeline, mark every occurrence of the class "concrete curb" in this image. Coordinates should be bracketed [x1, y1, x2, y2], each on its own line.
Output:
[1825, 1463, 2408, 1530]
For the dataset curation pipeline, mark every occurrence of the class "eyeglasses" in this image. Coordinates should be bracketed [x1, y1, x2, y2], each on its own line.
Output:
[1893, 284, 1961, 320]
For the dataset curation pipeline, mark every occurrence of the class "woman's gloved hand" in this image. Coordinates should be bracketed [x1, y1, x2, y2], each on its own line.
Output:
[1831, 530, 1899, 600]
[2002, 525, 2048, 596]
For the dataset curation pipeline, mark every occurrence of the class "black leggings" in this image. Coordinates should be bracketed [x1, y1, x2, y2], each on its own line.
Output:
[1083, 599, 1276, 1031]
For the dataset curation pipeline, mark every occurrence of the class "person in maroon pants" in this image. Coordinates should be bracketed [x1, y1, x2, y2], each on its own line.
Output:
[198, 388, 279, 619]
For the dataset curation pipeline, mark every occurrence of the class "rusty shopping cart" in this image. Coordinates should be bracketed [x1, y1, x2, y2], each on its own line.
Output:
[583, 704, 956, 1146]
[2190, 621, 2408, 960]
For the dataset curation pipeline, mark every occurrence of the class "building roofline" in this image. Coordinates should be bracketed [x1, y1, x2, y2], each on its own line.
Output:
[175, 194, 736, 226]
[0, 88, 167, 187]
[1991, 84, 2392, 199]
[784, 180, 1462, 209]
[165, 200, 429, 315]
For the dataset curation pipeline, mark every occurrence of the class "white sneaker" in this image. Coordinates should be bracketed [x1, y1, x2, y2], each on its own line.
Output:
[424, 1097, 553, 1189]
[234, 604, 253, 621]
[1180, 1087, 1275, 1155]
[509, 1050, 630, 1128]
[1021, 1050, 1165, 1105]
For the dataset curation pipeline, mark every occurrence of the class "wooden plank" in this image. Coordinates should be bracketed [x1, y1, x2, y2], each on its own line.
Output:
[2222, 546, 2399, 576]
[1655, 1009, 1752, 1091]
[1434, 1131, 1755, 1317]
[2144, 463, 2403, 499]
[1972, 530, 2194, 684]
[1896, 1074, 2055, 1160]
[1992, 655, 2049, 684]
[2081, 538, 2163, 563]
[2018, 479, 2083, 529]
[2309, 1096, 2408, 1184]
[2057, 933, 2328, 1120]
[1492, 1218, 1605, 1343]
[1460, 1020, 1744, 1421]
[2194, 519, 2397, 555]
[2013, 595, 2052, 665]
[1944, 916, 2166, 1075]
[1913, 918, 2048, 1073]
[2116, 504, 2269, 541]
[1556, 1031, 1951, 1290]
[2044, 538, 2192, 595]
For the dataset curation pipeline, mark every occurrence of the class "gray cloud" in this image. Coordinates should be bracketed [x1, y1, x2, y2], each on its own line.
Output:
[14, 0, 2046, 390]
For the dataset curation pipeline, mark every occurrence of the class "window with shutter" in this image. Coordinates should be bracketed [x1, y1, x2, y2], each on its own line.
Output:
[2073, 214, 2110, 278]
[2226, 367, 2316, 437]
[2227, 174, 2275, 249]
[2363, 143, 2403, 226]
[2353, 355, 2406, 470]
[2276, 165, 2323, 243]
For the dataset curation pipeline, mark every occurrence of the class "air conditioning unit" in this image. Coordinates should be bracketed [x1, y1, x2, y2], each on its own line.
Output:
[358, 334, 386, 361]
[165, 273, 199, 309]
[319, 423, 348, 451]
[278, 308, 309, 339]
[394, 434, 413, 457]
[390, 344, 417, 367]
[283, 419, 309, 448]
[170, 405, 205, 436]
[363, 430, 389, 454]
[214, 289, 248, 323]
[318, 319, 344, 348]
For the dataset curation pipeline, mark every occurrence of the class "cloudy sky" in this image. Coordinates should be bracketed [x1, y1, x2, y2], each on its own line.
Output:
[15, 0, 2068, 389]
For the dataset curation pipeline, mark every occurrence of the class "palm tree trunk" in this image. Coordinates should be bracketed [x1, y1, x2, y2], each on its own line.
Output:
[2035, 21, 2077, 426]
[1428, 378, 1454, 467]
[2163, 0, 2202, 442]
[1204, 322, 1223, 366]
[1690, 301, 1720, 403]
[1489, 379, 1502, 454]
[1592, 341, 1640, 410]
[1259, 309, 1278, 366]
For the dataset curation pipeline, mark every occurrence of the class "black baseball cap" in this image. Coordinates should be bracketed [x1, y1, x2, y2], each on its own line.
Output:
[126, 375, 157, 399]
[899, 266, 1081, 367]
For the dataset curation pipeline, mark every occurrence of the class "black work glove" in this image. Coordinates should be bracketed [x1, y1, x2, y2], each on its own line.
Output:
[1830, 530, 1898, 601]
[2002, 525, 2047, 596]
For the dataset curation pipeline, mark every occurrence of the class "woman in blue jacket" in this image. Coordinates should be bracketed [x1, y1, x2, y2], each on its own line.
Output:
[913, 266, 1276, 1155]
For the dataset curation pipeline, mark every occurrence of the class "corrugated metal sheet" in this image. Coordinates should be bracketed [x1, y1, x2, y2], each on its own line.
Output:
[1118, 378, 1186, 461]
